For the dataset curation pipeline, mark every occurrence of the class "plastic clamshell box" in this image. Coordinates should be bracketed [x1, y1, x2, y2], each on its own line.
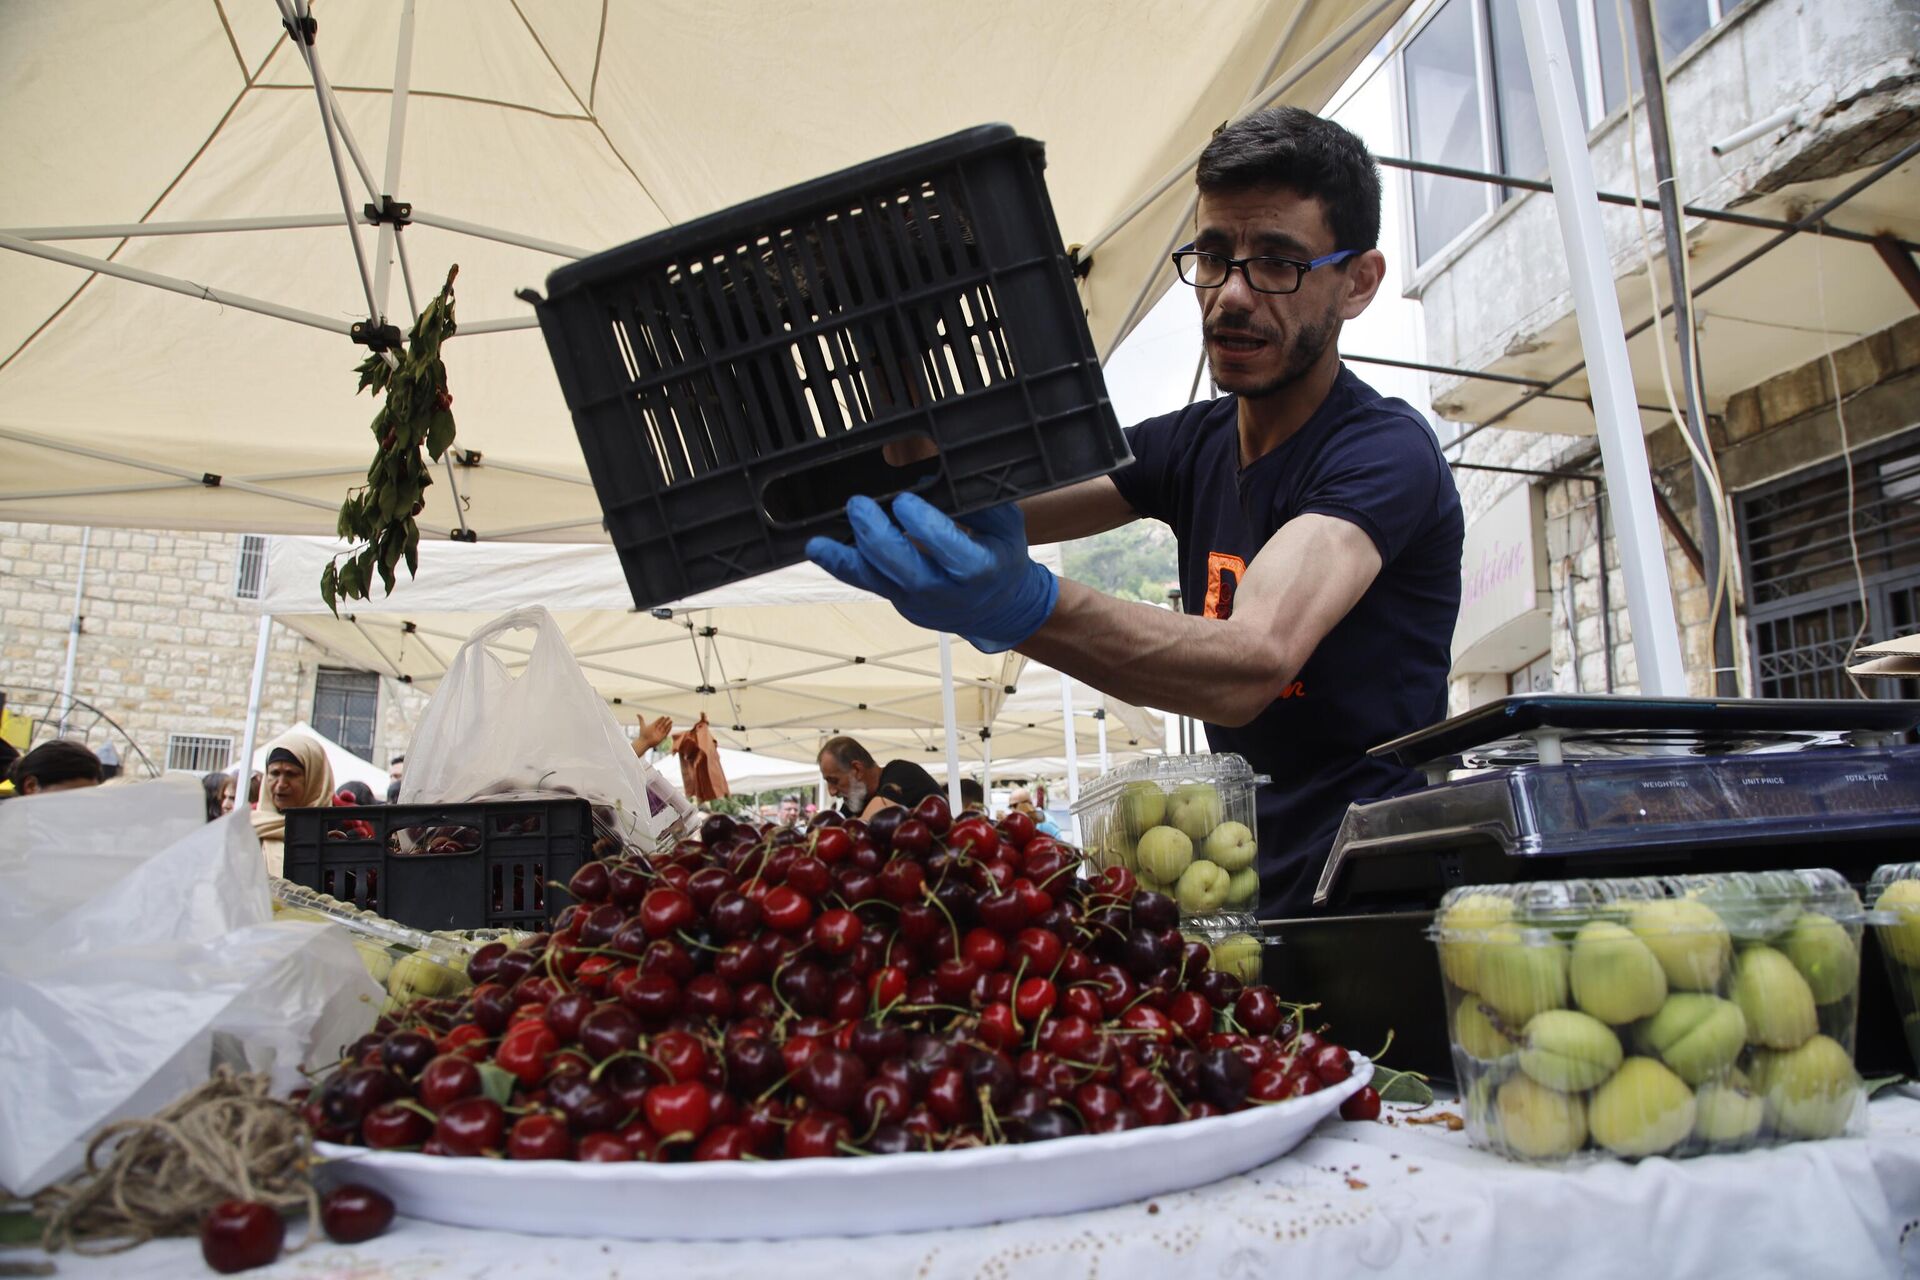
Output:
[528, 123, 1130, 609]
[1429, 869, 1870, 1163]
[271, 879, 477, 1016]
[1866, 863, 1920, 1073]
[1073, 753, 1267, 926]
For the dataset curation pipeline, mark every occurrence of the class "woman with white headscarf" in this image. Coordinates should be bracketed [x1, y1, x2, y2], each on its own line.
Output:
[252, 730, 334, 876]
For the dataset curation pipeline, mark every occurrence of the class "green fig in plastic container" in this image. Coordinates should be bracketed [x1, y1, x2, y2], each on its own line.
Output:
[1073, 753, 1267, 926]
[1432, 869, 1868, 1163]
[1866, 864, 1920, 1074]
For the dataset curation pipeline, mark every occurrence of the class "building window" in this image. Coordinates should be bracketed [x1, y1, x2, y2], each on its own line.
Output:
[234, 534, 267, 600]
[313, 668, 380, 760]
[1404, 0, 1726, 266]
[1508, 651, 1555, 696]
[1405, 0, 1490, 264]
[166, 733, 233, 773]
[1738, 429, 1920, 700]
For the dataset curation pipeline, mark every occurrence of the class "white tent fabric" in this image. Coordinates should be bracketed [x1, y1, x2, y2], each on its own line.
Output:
[229, 718, 388, 791]
[252, 535, 1160, 766]
[0, 0, 1404, 539]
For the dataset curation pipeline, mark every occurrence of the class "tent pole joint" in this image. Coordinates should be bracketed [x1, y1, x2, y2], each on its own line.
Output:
[364, 196, 413, 229]
[350, 319, 405, 352]
[283, 13, 316, 44]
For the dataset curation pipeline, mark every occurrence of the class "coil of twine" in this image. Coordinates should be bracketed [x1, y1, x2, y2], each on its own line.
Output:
[33, 1068, 319, 1257]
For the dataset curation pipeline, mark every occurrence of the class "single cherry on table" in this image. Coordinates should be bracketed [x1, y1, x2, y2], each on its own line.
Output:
[199, 1200, 284, 1274]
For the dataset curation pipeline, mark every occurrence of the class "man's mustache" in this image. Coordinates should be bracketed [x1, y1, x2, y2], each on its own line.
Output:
[1205, 320, 1282, 344]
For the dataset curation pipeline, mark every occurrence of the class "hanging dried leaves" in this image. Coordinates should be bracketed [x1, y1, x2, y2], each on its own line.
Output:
[322, 265, 459, 616]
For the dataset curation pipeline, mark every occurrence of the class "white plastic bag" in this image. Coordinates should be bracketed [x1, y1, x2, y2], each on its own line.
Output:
[0, 778, 382, 1195]
[400, 605, 684, 842]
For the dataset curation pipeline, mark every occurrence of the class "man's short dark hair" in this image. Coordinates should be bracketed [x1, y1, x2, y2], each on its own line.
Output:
[1196, 105, 1382, 253]
[819, 736, 876, 769]
[390, 754, 405, 766]
[10, 739, 103, 790]
[959, 778, 984, 805]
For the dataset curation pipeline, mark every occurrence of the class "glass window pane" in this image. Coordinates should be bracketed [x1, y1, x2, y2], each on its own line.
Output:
[1489, 0, 1587, 183]
[1596, 0, 1716, 115]
[313, 668, 379, 762]
[1654, 0, 1712, 61]
[1596, 0, 1632, 115]
[1405, 0, 1490, 263]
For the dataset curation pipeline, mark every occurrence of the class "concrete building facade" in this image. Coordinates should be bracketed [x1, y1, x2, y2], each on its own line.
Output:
[1390, 0, 1920, 708]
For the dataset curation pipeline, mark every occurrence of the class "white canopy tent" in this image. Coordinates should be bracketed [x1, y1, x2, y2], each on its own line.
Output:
[253, 535, 1162, 769]
[1, 0, 1414, 812]
[0, 0, 1406, 540]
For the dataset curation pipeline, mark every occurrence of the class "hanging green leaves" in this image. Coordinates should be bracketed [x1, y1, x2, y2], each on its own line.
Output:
[323, 265, 460, 616]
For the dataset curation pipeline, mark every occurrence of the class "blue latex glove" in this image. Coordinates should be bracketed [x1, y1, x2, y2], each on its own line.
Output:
[806, 493, 1059, 653]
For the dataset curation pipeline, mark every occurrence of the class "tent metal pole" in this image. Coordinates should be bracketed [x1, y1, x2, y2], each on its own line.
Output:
[1097, 707, 1109, 775]
[392, 224, 421, 322]
[276, 0, 384, 347]
[1371, 153, 1920, 253]
[373, 0, 418, 321]
[1059, 672, 1079, 806]
[406, 209, 593, 260]
[58, 528, 91, 736]
[1628, 0, 1736, 696]
[938, 635, 963, 816]
[3, 214, 352, 240]
[1517, 0, 1685, 695]
[450, 315, 544, 336]
[481, 516, 607, 539]
[0, 424, 350, 515]
[982, 731, 993, 804]
[320, 80, 382, 202]
[238, 615, 273, 809]
[1449, 135, 1920, 449]
[0, 234, 353, 334]
[2, 480, 205, 503]
[1073, 0, 1400, 269]
[467, 457, 595, 486]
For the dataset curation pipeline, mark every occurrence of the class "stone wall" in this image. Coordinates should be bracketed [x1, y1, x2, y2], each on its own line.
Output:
[0, 523, 429, 775]
[1448, 314, 1920, 708]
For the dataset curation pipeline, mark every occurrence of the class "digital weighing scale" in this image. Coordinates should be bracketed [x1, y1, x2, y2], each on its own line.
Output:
[1262, 695, 1920, 1080]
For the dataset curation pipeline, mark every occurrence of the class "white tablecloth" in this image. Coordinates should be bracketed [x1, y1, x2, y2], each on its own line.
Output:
[22, 1095, 1920, 1279]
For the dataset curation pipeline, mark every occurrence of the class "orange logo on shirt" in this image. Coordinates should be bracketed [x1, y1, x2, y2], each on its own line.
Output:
[1203, 552, 1245, 620]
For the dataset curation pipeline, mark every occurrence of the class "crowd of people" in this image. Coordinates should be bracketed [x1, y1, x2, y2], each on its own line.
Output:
[5, 724, 1067, 855]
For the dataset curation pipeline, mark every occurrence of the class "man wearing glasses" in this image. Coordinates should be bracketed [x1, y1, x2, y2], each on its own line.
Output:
[809, 107, 1463, 917]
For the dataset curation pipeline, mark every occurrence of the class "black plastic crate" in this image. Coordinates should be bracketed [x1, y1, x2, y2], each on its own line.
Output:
[526, 123, 1130, 608]
[280, 799, 597, 932]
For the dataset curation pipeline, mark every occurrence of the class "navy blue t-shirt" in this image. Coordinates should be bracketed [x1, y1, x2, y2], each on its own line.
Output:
[1109, 366, 1463, 917]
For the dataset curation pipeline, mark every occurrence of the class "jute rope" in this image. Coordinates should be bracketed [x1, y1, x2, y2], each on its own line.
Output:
[33, 1069, 320, 1257]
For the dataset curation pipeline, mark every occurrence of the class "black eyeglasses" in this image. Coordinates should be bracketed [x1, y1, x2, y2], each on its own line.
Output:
[1170, 244, 1359, 294]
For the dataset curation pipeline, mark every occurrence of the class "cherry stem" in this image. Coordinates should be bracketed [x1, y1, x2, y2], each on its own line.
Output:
[919, 888, 963, 965]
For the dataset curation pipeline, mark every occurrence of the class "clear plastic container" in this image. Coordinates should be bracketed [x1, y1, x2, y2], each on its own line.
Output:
[1866, 863, 1920, 1074]
[272, 878, 476, 1014]
[1072, 754, 1267, 926]
[1181, 922, 1269, 986]
[1429, 869, 1869, 1163]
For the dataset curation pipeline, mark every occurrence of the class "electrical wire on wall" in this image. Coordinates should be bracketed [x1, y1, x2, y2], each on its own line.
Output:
[1610, 0, 1745, 694]
[1812, 224, 1874, 698]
